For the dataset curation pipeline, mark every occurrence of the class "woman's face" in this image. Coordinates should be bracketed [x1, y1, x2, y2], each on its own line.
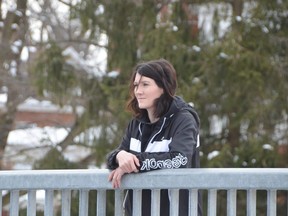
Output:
[133, 73, 163, 112]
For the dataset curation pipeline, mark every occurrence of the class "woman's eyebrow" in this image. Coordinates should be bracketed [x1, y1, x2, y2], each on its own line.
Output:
[134, 80, 150, 84]
[140, 79, 150, 83]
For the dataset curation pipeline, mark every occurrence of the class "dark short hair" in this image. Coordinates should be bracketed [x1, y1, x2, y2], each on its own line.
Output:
[127, 59, 177, 118]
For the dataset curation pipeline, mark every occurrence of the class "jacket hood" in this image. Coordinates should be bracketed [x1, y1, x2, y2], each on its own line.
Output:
[166, 96, 200, 127]
[138, 96, 200, 127]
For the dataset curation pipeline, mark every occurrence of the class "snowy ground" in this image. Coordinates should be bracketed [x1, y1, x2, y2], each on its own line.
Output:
[0, 95, 92, 170]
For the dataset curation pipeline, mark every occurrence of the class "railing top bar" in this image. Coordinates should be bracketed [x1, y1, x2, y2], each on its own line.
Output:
[0, 168, 287, 190]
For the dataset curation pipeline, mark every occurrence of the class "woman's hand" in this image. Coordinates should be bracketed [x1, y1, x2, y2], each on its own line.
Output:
[108, 150, 140, 188]
[116, 150, 140, 173]
[108, 167, 125, 188]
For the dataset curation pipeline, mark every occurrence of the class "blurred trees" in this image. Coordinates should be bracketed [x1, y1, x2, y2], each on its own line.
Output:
[194, 0, 288, 168]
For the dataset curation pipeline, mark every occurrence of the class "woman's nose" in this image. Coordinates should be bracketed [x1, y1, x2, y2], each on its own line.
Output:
[135, 86, 142, 94]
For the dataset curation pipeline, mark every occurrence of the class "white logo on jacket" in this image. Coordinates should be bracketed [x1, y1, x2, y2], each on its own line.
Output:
[130, 137, 171, 153]
[140, 153, 188, 171]
[129, 137, 188, 171]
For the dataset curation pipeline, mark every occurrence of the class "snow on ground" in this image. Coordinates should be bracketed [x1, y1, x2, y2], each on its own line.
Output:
[1, 97, 90, 170]
[6, 126, 93, 170]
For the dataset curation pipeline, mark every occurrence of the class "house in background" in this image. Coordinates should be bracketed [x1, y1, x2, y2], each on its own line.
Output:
[14, 98, 77, 129]
[0, 94, 79, 129]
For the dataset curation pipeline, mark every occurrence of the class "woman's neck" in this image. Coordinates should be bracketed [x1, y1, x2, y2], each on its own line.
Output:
[147, 110, 159, 123]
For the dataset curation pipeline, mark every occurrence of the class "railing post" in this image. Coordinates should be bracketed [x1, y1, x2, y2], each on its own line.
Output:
[170, 189, 179, 216]
[27, 190, 37, 216]
[207, 189, 217, 216]
[61, 189, 71, 216]
[97, 190, 106, 216]
[189, 189, 198, 216]
[227, 189, 237, 216]
[132, 189, 142, 216]
[79, 189, 89, 216]
[114, 190, 124, 216]
[151, 189, 160, 216]
[247, 189, 256, 216]
[0, 190, 2, 216]
[10, 190, 19, 216]
[267, 189, 277, 216]
[45, 189, 54, 216]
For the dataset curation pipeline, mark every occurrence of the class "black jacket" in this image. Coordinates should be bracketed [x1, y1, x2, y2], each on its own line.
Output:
[107, 96, 202, 216]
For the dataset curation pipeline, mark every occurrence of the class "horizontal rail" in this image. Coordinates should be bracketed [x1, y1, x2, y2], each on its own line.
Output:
[0, 168, 287, 190]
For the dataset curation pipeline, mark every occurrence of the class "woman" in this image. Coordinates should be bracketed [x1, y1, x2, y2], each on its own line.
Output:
[107, 59, 202, 216]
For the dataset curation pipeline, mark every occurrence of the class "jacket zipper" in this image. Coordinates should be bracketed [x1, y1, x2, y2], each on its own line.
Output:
[146, 117, 167, 148]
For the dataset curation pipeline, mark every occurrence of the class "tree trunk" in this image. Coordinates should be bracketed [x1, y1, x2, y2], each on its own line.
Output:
[0, 105, 17, 169]
[0, 0, 28, 169]
[181, 0, 199, 40]
[231, 0, 244, 17]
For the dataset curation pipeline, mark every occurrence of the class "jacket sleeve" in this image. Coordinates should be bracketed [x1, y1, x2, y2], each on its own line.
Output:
[106, 121, 133, 170]
[136, 111, 200, 172]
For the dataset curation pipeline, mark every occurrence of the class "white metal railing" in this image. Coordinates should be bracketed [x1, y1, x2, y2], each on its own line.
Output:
[0, 168, 287, 216]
